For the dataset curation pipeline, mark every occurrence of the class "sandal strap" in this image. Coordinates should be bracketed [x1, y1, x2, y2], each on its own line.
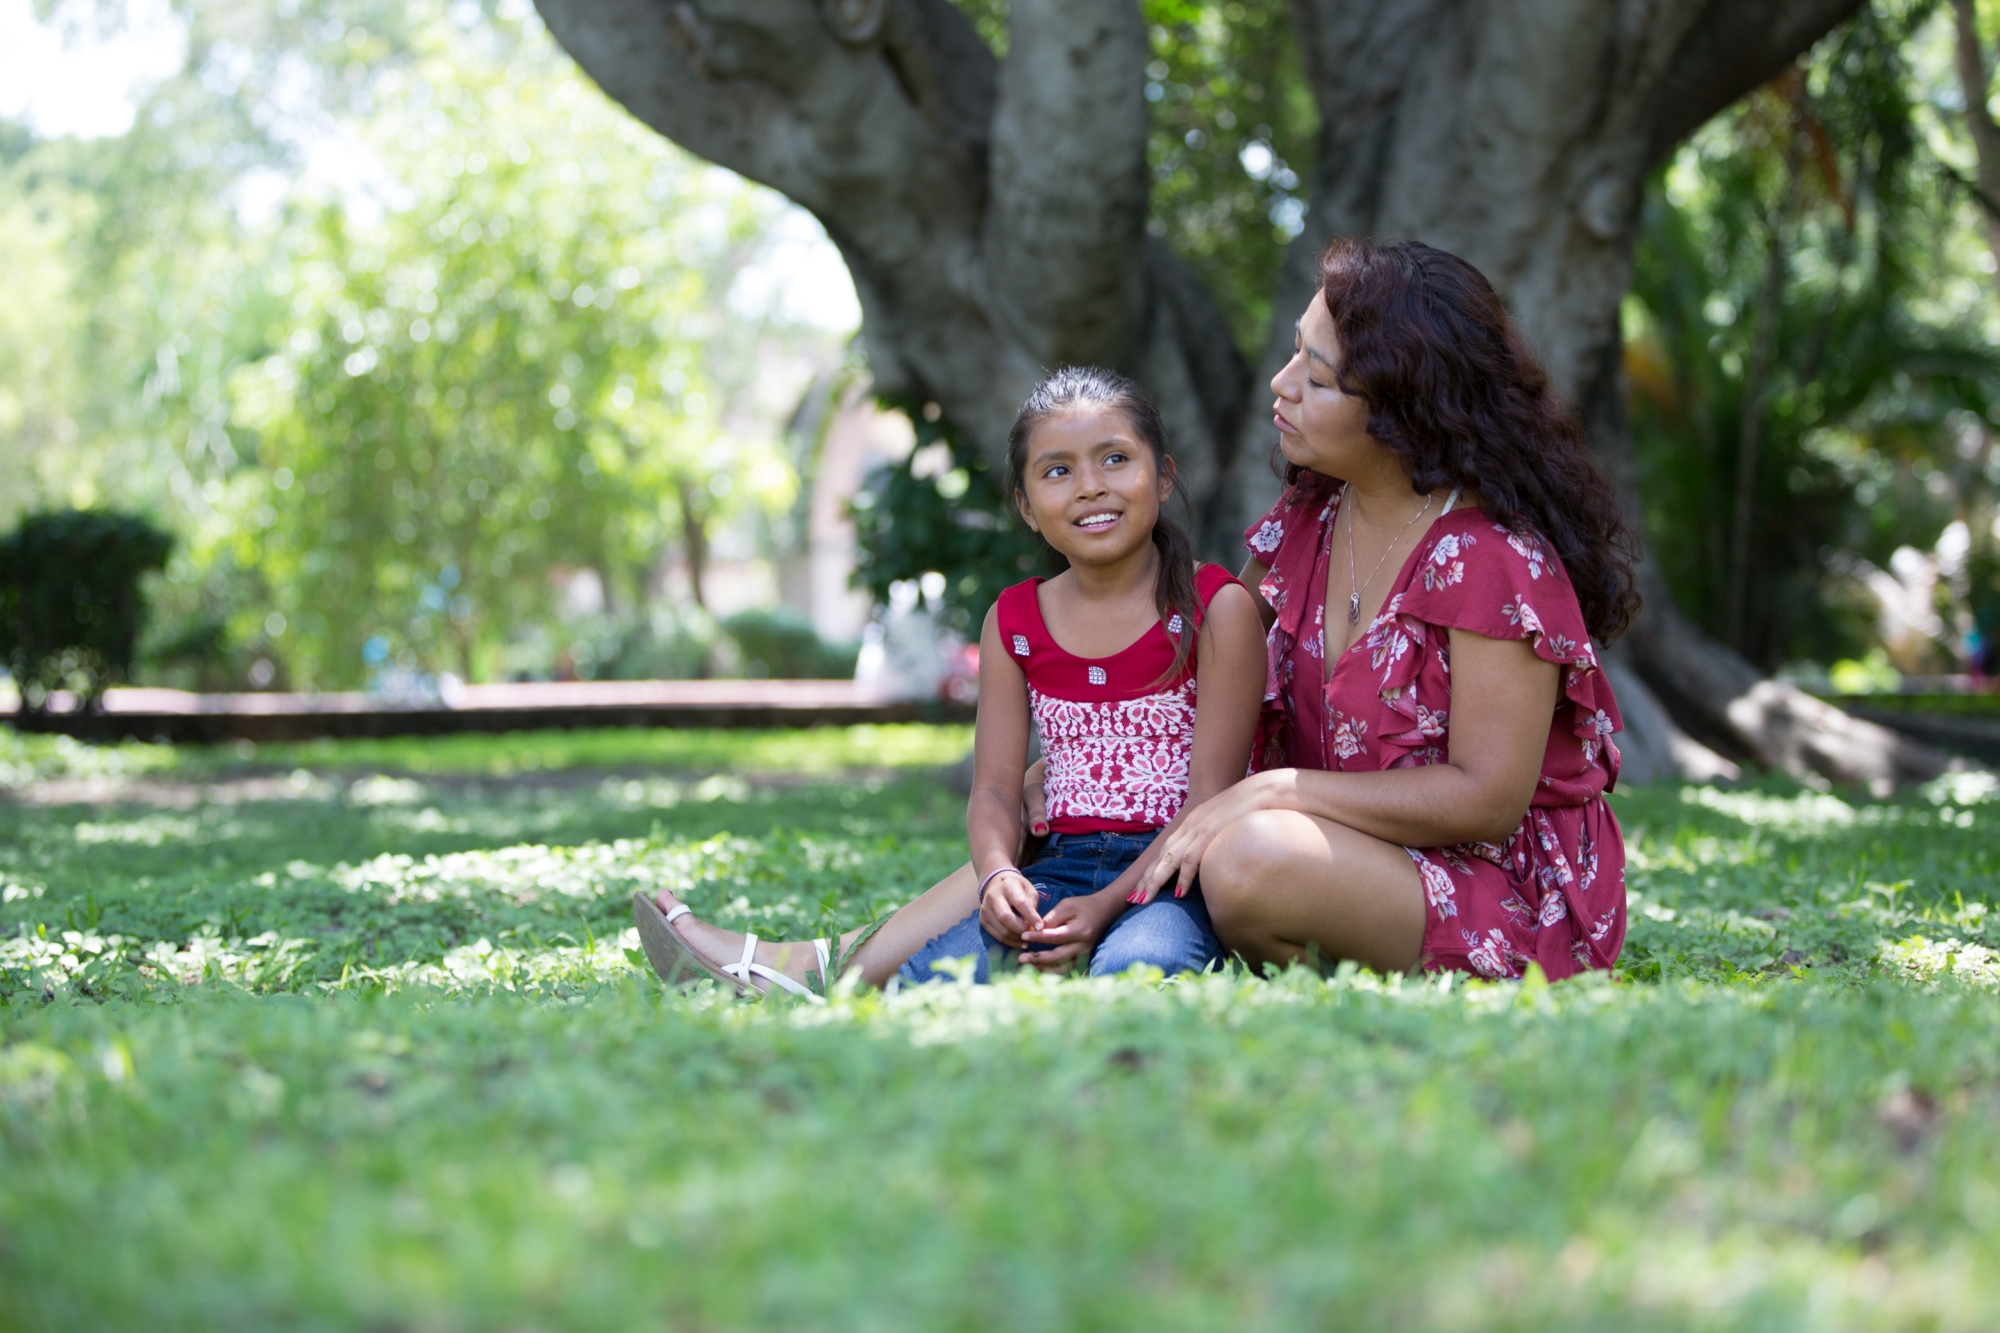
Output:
[720, 932, 825, 1003]
[664, 904, 692, 924]
[721, 932, 760, 982]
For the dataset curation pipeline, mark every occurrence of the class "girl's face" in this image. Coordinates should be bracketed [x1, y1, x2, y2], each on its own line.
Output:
[1270, 291, 1380, 480]
[1016, 407, 1171, 568]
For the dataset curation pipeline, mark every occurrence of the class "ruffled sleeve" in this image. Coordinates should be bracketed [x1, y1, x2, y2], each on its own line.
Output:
[1357, 513, 1622, 796]
[1242, 473, 1339, 771]
[1242, 472, 1338, 629]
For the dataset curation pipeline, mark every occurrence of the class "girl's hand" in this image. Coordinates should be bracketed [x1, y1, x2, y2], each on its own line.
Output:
[1135, 772, 1288, 902]
[1018, 889, 1125, 971]
[979, 870, 1044, 947]
[1021, 761, 1049, 841]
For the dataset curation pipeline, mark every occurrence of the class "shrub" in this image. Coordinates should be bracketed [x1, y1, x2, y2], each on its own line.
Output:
[721, 608, 859, 680]
[0, 509, 173, 713]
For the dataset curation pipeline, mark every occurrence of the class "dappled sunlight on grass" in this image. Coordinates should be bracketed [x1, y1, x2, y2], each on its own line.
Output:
[1611, 778, 1998, 985]
[4, 729, 1999, 1327]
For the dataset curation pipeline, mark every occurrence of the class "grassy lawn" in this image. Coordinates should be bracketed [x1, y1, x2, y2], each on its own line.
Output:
[2, 725, 1998, 1330]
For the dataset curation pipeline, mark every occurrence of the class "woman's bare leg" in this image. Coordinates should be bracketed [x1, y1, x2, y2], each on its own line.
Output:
[1197, 809, 1426, 973]
[652, 861, 980, 990]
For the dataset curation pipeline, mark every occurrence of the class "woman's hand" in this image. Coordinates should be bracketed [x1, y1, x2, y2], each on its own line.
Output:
[1134, 771, 1291, 902]
[979, 870, 1044, 948]
[1018, 888, 1126, 972]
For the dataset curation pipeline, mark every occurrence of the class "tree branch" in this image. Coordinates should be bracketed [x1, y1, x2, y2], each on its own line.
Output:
[1643, 0, 1866, 161]
[533, 0, 993, 228]
[1950, 0, 2000, 298]
[984, 0, 1150, 366]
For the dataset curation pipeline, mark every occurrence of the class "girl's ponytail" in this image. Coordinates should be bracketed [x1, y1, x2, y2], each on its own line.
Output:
[1005, 366, 1202, 682]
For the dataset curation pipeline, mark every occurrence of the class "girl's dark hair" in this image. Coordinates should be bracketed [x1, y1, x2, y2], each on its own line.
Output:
[1299, 238, 1641, 643]
[1005, 366, 1201, 679]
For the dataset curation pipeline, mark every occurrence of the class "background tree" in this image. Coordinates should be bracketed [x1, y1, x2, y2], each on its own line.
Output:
[1, 0, 823, 691]
[1627, 6, 1999, 676]
[532, 0, 1981, 782]
[228, 19, 796, 687]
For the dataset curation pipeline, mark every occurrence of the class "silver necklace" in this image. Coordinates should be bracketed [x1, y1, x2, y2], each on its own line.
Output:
[1343, 484, 1434, 624]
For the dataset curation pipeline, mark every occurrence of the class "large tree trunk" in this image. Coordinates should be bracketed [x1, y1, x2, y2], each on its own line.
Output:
[533, 0, 1251, 539]
[535, 0, 1952, 785]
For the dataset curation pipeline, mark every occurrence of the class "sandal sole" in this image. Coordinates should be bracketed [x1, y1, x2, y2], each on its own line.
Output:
[631, 892, 744, 993]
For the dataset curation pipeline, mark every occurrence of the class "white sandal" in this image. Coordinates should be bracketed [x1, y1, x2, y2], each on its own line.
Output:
[722, 932, 831, 1004]
[631, 891, 830, 1002]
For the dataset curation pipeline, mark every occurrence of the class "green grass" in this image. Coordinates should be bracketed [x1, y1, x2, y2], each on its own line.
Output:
[1826, 693, 2000, 718]
[3, 726, 1998, 1330]
[0, 722, 976, 786]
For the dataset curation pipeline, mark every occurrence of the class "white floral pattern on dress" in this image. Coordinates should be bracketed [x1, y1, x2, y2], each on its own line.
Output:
[1012, 634, 1031, 657]
[1463, 927, 1529, 979]
[1331, 711, 1369, 760]
[1502, 528, 1550, 580]
[1248, 519, 1285, 555]
[1410, 849, 1460, 918]
[1032, 681, 1197, 828]
[1423, 532, 1475, 592]
[1502, 598, 1544, 635]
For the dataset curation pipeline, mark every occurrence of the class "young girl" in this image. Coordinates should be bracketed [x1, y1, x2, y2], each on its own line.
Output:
[632, 367, 1264, 993]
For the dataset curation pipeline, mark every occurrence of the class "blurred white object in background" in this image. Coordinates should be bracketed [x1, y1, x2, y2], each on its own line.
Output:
[853, 577, 965, 701]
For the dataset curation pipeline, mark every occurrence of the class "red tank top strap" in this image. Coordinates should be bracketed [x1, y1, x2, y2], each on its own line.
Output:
[993, 578, 1051, 666]
[1186, 562, 1241, 632]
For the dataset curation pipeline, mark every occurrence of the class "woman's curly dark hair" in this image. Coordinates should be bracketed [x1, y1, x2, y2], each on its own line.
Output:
[1306, 238, 1641, 643]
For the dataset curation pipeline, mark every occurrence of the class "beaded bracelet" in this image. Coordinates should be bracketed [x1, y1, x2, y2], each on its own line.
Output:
[976, 866, 1021, 904]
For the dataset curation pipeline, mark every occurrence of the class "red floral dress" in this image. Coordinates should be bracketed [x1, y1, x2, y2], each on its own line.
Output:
[1245, 472, 1627, 979]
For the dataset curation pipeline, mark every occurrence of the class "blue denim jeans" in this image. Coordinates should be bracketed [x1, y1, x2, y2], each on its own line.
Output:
[898, 830, 1222, 985]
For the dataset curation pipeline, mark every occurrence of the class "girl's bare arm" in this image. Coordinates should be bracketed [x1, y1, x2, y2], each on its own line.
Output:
[1238, 556, 1276, 630]
[966, 605, 1042, 941]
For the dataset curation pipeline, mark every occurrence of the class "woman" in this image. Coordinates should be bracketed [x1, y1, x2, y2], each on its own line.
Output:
[1137, 237, 1638, 979]
[642, 237, 1637, 988]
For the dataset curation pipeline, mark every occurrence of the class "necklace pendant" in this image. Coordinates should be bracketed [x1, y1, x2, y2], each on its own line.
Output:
[1347, 592, 1361, 625]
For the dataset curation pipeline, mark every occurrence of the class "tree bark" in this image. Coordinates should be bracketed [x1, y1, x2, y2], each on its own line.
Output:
[1224, 0, 1944, 785]
[533, 0, 1251, 537]
[677, 480, 709, 611]
[1952, 0, 2000, 296]
[537, 0, 1951, 784]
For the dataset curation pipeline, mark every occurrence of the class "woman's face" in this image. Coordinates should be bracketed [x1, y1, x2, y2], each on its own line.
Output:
[1015, 406, 1169, 569]
[1270, 291, 1378, 480]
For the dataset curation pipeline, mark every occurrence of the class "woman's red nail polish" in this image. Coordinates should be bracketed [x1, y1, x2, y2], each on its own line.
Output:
[1033, 823, 1047, 835]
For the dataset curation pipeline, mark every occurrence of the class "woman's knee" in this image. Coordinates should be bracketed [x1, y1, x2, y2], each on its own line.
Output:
[1198, 809, 1318, 926]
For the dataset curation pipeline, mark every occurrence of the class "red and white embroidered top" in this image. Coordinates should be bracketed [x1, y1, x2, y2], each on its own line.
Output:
[995, 563, 1240, 834]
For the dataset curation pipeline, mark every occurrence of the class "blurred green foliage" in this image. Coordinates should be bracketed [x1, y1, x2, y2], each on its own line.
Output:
[0, 509, 172, 710]
[849, 399, 1050, 634]
[719, 608, 860, 679]
[224, 23, 793, 687]
[1, 0, 819, 692]
[1627, 2, 2000, 672]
